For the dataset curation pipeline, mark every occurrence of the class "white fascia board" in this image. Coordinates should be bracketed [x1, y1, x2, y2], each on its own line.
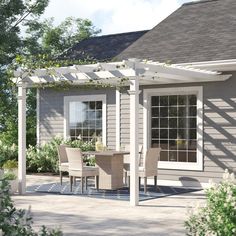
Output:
[177, 59, 236, 72]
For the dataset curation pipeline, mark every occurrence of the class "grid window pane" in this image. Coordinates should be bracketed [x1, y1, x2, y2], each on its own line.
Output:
[69, 100, 103, 141]
[169, 151, 177, 162]
[160, 107, 168, 117]
[169, 95, 178, 106]
[160, 96, 168, 106]
[151, 94, 197, 164]
[152, 107, 159, 117]
[160, 151, 168, 161]
[152, 129, 159, 139]
[152, 96, 159, 106]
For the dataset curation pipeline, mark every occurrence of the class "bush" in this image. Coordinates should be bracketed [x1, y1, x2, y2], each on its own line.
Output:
[26, 136, 95, 173]
[0, 176, 63, 235]
[185, 169, 236, 236]
[0, 140, 18, 168]
[3, 160, 18, 169]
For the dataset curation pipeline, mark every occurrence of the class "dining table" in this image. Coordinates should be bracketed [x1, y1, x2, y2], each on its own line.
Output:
[82, 150, 129, 190]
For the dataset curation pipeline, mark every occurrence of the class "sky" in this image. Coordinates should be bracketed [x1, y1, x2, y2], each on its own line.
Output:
[42, 0, 195, 35]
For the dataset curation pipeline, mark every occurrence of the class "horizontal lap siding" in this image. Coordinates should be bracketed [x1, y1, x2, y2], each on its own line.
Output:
[120, 90, 143, 146]
[39, 88, 116, 149]
[141, 72, 236, 184]
[39, 72, 236, 184]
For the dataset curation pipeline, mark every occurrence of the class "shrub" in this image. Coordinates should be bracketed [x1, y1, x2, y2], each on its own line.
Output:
[0, 141, 18, 168]
[185, 169, 236, 236]
[3, 160, 18, 170]
[26, 136, 95, 173]
[0, 176, 63, 235]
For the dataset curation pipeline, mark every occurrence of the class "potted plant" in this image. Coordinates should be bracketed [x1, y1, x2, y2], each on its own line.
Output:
[3, 160, 18, 194]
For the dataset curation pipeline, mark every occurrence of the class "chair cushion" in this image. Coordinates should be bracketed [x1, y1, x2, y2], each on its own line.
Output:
[59, 162, 69, 172]
[69, 166, 99, 177]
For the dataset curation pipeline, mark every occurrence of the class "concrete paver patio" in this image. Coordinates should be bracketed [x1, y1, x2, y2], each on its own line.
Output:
[13, 175, 206, 236]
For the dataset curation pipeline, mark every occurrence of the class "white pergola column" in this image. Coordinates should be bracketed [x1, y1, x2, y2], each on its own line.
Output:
[18, 83, 27, 194]
[128, 78, 140, 206]
[116, 89, 120, 151]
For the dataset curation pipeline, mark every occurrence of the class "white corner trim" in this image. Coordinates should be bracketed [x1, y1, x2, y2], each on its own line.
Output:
[64, 94, 107, 145]
[116, 90, 120, 151]
[143, 86, 204, 171]
[36, 88, 40, 145]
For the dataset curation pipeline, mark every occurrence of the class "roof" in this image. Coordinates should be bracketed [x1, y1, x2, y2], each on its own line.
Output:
[61, 30, 149, 61]
[117, 0, 236, 63]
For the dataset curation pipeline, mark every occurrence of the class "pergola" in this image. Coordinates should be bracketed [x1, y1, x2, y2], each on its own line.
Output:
[14, 58, 231, 206]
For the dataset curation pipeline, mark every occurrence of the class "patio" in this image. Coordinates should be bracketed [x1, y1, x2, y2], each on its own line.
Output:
[13, 175, 206, 236]
[14, 59, 230, 206]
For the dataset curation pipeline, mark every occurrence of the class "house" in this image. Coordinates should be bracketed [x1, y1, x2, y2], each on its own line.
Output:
[16, 0, 236, 199]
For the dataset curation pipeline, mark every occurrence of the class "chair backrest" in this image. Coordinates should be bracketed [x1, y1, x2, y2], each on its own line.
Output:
[123, 144, 143, 164]
[65, 148, 83, 170]
[57, 144, 70, 164]
[144, 148, 161, 175]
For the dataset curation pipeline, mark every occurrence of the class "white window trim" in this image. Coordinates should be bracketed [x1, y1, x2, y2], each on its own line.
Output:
[143, 86, 203, 171]
[64, 94, 107, 146]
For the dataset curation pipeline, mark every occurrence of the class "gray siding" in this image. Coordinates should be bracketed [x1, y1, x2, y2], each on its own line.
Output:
[119, 72, 236, 183]
[39, 72, 236, 184]
[39, 88, 116, 149]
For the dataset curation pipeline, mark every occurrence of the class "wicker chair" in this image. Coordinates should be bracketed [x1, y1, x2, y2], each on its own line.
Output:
[65, 147, 99, 193]
[57, 144, 70, 185]
[123, 144, 143, 185]
[128, 147, 161, 193]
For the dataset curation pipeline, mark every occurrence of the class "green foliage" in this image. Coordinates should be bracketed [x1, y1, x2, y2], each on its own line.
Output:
[27, 137, 95, 173]
[0, 140, 18, 168]
[0, 0, 49, 146]
[0, 176, 63, 235]
[185, 170, 236, 236]
[3, 160, 18, 170]
[3, 172, 16, 181]
[24, 16, 101, 56]
[0, 0, 100, 147]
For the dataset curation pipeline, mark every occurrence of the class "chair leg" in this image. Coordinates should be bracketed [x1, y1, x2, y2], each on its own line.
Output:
[154, 176, 157, 188]
[85, 177, 88, 190]
[70, 176, 73, 192]
[127, 176, 130, 188]
[60, 171, 63, 185]
[96, 176, 99, 191]
[73, 177, 76, 186]
[81, 177, 84, 194]
[124, 171, 127, 185]
[144, 177, 147, 193]
[139, 177, 141, 190]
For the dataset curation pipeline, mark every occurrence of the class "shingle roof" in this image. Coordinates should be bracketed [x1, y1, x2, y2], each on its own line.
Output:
[61, 30, 149, 61]
[116, 0, 236, 63]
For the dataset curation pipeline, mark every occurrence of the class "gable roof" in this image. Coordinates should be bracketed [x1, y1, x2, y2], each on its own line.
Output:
[116, 0, 236, 63]
[61, 30, 148, 61]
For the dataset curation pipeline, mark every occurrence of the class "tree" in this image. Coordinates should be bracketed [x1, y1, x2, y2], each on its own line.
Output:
[0, 0, 49, 146]
[23, 17, 101, 56]
[0, 1, 101, 147]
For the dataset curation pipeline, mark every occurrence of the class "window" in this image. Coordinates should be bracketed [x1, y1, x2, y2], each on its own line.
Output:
[151, 95, 197, 163]
[64, 95, 106, 144]
[143, 87, 203, 171]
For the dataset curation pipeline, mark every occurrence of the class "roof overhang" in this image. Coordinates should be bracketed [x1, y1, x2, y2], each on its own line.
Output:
[177, 59, 236, 72]
[13, 59, 232, 87]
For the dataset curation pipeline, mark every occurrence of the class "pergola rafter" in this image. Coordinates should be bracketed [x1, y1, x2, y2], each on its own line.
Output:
[14, 59, 230, 86]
